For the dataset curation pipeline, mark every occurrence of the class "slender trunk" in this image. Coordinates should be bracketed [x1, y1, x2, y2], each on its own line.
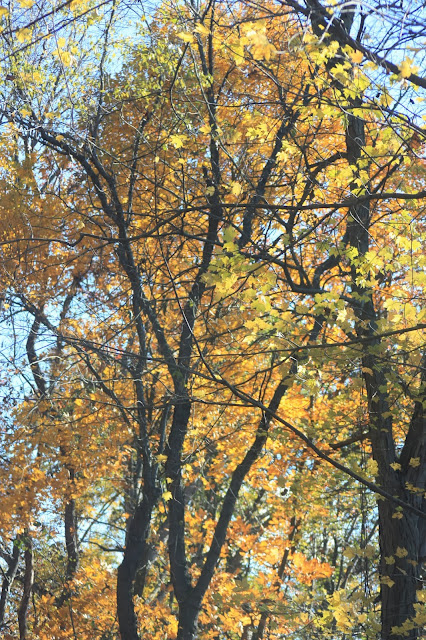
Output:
[18, 534, 33, 640]
[166, 398, 193, 602]
[0, 537, 20, 628]
[56, 486, 79, 607]
[64, 497, 79, 581]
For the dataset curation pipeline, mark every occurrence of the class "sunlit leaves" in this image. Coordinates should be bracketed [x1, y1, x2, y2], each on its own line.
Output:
[0, 0, 424, 639]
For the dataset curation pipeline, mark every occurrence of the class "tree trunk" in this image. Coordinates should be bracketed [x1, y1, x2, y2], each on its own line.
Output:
[343, 103, 425, 639]
[378, 497, 422, 639]
[117, 497, 154, 640]
[379, 391, 425, 640]
[0, 537, 20, 628]
[176, 597, 200, 640]
[18, 534, 33, 640]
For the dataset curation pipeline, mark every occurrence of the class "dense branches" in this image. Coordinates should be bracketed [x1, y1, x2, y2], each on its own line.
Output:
[0, 1, 424, 639]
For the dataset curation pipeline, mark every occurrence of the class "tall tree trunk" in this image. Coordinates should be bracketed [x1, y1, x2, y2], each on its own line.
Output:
[56, 472, 80, 608]
[378, 500, 422, 639]
[344, 109, 425, 639]
[18, 533, 33, 640]
[379, 386, 425, 639]
[116, 496, 155, 640]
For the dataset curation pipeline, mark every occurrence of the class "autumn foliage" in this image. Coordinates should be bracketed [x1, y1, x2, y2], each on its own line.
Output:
[0, 1, 424, 639]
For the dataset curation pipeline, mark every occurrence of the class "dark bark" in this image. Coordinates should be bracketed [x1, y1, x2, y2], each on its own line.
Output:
[176, 600, 201, 640]
[378, 501, 423, 639]
[64, 497, 79, 583]
[56, 471, 80, 608]
[344, 108, 425, 639]
[165, 398, 193, 604]
[0, 537, 21, 629]
[18, 534, 33, 640]
[238, 114, 298, 250]
[378, 367, 425, 639]
[117, 496, 155, 640]
[26, 317, 47, 397]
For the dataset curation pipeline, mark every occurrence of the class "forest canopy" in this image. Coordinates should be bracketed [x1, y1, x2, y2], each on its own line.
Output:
[0, 1, 424, 639]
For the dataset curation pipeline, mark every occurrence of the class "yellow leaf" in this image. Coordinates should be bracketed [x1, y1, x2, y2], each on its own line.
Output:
[170, 134, 185, 149]
[57, 37, 66, 48]
[177, 31, 195, 44]
[379, 92, 393, 107]
[194, 23, 210, 36]
[230, 181, 243, 196]
[19, 0, 33, 7]
[366, 459, 378, 476]
[361, 367, 374, 376]
[163, 491, 172, 501]
[390, 462, 402, 471]
[60, 51, 73, 66]
[381, 575, 395, 588]
[232, 43, 245, 66]
[246, 28, 276, 61]
[395, 547, 408, 558]
[16, 28, 31, 43]
[400, 59, 414, 78]
[349, 50, 363, 64]
[363, 544, 375, 559]
[223, 226, 236, 244]
[157, 454, 167, 463]
[333, 608, 352, 631]
[392, 511, 403, 519]
[0, 6, 9, 17]
[409, 457, 420, 467]
[385, 556, 395, 565]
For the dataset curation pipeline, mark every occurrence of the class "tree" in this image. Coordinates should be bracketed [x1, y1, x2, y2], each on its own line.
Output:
[0, 0, 424, 639]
